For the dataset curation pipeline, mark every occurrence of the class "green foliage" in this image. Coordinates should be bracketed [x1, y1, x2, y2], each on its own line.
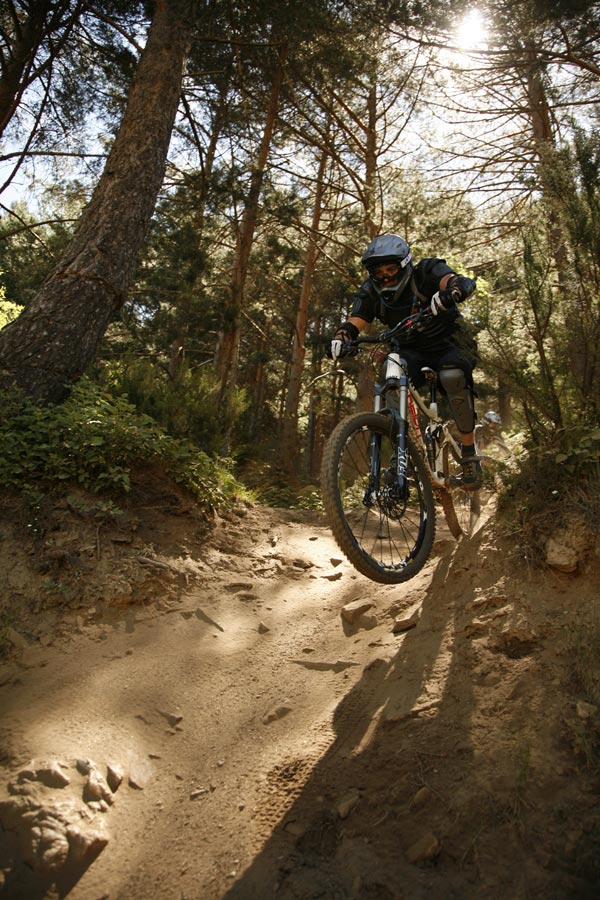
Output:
[238, 460, 322, 509]
[0, 205, 75, 308]
[101, 356, 247, 455]
[0, 300, 23, 329]
[497, 425, 600, 562]
[0, 379, 240, 511]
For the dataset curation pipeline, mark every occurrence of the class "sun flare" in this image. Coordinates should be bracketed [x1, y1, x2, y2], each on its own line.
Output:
[455, 9, 488, 51]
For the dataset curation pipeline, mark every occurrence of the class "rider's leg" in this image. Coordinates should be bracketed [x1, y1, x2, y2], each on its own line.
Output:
[438, 366, 476, 434]
[438, 363, 481, 489]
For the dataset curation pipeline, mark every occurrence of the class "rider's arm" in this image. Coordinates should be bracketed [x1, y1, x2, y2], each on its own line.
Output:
[345, 315, 370, 333]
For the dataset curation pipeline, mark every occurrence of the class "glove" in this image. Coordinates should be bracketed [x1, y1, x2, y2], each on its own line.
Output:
[432, 275, 477, 315]
[329, 339, 344, 360]
[328, 322, 359, 360]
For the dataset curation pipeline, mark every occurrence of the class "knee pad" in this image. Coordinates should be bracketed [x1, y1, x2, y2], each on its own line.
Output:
[438, 367, 466, 394]
[439, 367, 475, 433]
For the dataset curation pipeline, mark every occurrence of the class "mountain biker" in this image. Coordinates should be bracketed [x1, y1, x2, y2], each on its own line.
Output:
[475, 410, 510, 455]
[329, 233, 481, 489]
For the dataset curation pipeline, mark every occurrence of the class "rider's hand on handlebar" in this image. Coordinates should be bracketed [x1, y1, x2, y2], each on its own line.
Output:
[329, 339, 358, 360]
[430, 291, 452, 316]
[432, 275, 477, 315]
[328, 323, 359, 360]
[330, 339, 346, 360]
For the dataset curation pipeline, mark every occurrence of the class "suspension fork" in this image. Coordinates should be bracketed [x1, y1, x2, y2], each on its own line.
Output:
[381, 348, 410, 495]
[396, 367, 410, 493]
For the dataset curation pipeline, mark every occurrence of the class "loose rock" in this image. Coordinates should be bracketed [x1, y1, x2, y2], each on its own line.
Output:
[406, 831, 441, 865]
[576, 700, 597, 720]
[341, 600, 375, 624]
[84, 768, 114, 805]
[336, 788, 360, 819]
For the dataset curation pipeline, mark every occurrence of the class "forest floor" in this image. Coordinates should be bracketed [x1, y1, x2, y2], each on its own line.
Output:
[0, 473, 599, 900]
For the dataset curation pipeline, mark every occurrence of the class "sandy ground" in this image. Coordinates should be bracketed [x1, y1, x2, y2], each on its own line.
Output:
[0, 490, 599, 900]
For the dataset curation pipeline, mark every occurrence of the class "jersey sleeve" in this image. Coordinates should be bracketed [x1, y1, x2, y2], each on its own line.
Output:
[349, 281, 377, 323]
[413, 258, 455, 300]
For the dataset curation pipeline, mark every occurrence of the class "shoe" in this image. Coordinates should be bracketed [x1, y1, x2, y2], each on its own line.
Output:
[460, 455, 483, 491]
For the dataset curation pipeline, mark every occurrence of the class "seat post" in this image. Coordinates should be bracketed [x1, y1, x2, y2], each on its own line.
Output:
[421, 366, 438, 416]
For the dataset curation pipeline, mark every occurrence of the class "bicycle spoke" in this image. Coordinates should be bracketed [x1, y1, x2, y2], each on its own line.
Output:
[321, 413, 436, 583]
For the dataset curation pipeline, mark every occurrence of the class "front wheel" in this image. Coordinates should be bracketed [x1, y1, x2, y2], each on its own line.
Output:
[321, 412, 436, 584]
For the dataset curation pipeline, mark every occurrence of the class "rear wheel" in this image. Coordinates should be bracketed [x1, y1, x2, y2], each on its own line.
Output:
[442, 443, 481, 538]
[321, 412, 436, 584]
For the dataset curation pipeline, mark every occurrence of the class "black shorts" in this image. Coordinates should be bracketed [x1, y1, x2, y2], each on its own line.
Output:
[397, 346, 476, 388]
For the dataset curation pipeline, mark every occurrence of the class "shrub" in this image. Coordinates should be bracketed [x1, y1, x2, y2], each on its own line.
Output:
[0, 378, 240, 511]
[100, 355, 247, 456]
[497, 427, 600, 561]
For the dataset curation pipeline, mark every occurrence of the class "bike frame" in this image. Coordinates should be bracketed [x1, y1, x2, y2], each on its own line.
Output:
[372, 344, 465, 495]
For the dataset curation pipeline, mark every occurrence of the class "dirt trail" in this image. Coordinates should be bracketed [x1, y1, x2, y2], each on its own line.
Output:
[0, 498, 599, 900]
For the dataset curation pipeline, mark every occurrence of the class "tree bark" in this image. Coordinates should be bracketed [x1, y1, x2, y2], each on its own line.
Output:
[0, 0, 195, 403]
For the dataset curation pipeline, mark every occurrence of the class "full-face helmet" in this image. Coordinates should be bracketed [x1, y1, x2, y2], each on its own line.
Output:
[361, 234, 414, 299]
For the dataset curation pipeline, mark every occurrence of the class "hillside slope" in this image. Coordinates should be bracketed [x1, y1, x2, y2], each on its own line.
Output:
[0, 487, 599, 900]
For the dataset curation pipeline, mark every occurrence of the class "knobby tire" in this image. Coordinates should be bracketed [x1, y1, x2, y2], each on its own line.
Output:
[321, 412, 436, 584]
[443, 443, 481, 538]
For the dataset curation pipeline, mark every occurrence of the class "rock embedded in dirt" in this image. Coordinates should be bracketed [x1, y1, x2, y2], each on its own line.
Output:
[336, 788, 360, 819]
[341, 599, 375, 624]
[6, 627, 29, 650]
[190, 787, 210, 800]
[409, 786, 433, 809]
[392, 611, 419, 634]
[258, 621, 270, 633]
[463, 618, 489, 638]
[106, 763, 123, 793]
[489, 617, 538, 658]
[405, 831, 441, 865]
[158, 709, 183, 727]
[84, 768, 114, 805]
[0, 789, 109, 875]
[262, 701, 292, 724]
[19, 761, 71, 789]
[128, 756, 153, 790]
[545, 516, 595, 573]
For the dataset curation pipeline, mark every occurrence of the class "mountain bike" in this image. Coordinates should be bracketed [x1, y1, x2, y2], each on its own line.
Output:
[320, 313, 481, 584]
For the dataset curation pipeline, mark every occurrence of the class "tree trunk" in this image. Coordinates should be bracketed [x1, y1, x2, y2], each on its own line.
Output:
[0, 0, 195, 403]
[281, 140, 328, 471]
[214, 47, 286, 412]
[523, 41, 565, 429]
[363, 78, 378, 238]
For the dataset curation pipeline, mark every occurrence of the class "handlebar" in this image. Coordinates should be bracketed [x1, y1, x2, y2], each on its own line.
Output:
[338, 312, 425, 355]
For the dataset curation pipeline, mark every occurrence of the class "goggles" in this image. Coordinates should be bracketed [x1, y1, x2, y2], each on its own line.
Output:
[372, 263, 400, 286]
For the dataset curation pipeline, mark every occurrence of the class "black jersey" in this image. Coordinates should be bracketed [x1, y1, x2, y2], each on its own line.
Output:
[350, 257, 471, 353]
